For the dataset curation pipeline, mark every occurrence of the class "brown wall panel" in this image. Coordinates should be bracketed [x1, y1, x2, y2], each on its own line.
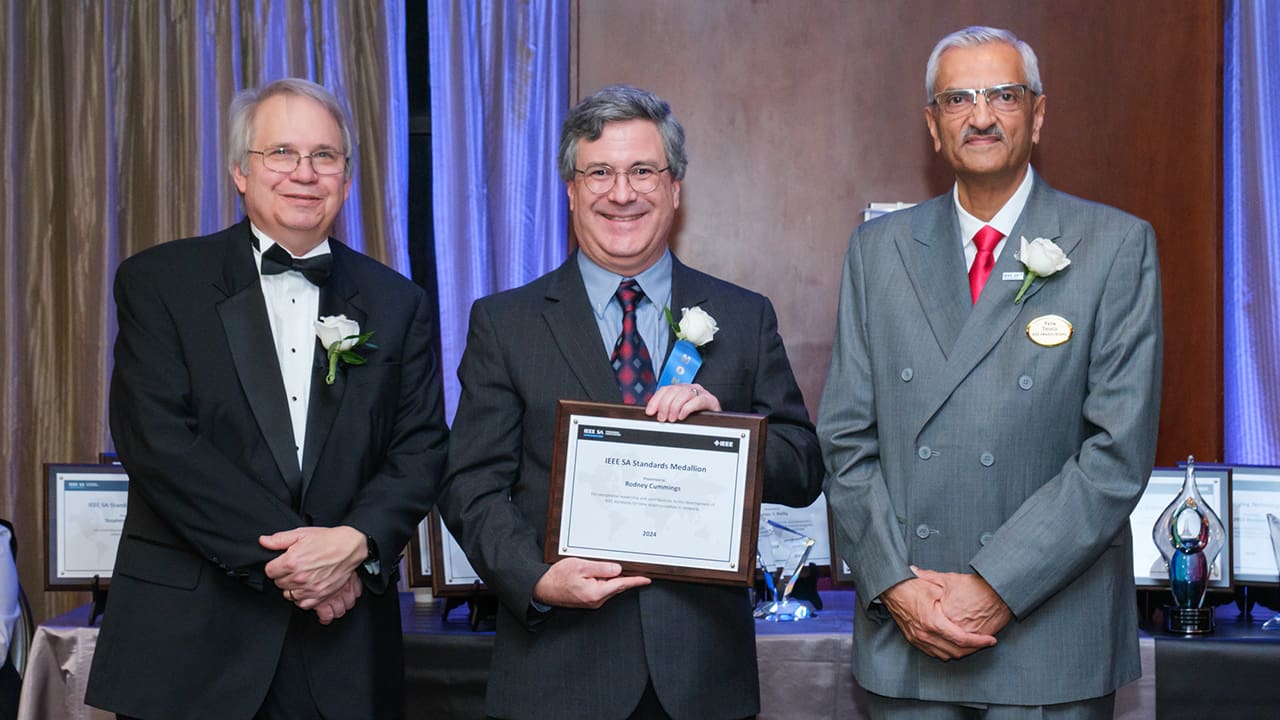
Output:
[572, 0, 1222, 465]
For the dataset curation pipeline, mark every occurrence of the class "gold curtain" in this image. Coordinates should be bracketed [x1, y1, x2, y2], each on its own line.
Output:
[0, 0, 408, 621]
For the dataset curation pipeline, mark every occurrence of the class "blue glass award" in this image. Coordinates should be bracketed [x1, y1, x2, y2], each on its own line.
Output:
[1152, 457, 1226, 634]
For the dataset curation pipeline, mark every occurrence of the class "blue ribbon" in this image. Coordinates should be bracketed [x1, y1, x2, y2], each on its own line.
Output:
[657, 339, 703, 387]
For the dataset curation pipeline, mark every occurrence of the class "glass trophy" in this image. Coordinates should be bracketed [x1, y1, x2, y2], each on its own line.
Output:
[754, 519, 815, 622]
[1152, 456, 1226, 634]
[1263, 513, 1280, 631]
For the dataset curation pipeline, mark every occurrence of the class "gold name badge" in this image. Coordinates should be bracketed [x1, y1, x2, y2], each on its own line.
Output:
[1026, 314, 1073, 347]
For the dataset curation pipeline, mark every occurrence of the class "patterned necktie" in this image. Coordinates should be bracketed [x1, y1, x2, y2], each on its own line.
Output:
[968, 225, 1004, 303]
[610, 279, 657, 405]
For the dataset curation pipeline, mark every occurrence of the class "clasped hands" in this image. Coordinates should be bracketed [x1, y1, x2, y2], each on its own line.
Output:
[531, 384, 719, 609]
[260, 525, 367, 625]
[879, 566, 1012, 661]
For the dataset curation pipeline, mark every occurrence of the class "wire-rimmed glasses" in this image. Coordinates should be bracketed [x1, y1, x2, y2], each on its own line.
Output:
[931, 83, 1035, 115]
[248, 147, 348, 175]
[573, 164, 671, 194]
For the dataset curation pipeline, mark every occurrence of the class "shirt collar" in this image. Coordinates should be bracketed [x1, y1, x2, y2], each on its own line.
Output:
[249, 222, 332, 262]
[953, 168, 1035, 245]
[577, 249, 673, 318]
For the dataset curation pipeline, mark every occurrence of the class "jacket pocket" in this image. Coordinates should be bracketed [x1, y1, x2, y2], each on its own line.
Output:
[114, 535, 204, 590]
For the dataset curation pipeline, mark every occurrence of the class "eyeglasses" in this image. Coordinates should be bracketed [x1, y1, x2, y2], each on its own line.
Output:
[574, 164, 670, 194]
[931, 84, 1035, 115]
[248, 147, 349, 175]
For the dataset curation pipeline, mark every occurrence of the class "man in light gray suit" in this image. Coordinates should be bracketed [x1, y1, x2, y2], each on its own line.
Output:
[819, 26, 1162, 719]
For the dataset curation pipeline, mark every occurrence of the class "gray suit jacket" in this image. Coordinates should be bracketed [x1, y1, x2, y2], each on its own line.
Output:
[441, 252, 824, 720]
[818, 174, 1162, 705]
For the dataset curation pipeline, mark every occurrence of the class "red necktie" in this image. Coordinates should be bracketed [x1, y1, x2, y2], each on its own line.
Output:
[610, 280, 657, 404]
[969, 225, 1004, 303]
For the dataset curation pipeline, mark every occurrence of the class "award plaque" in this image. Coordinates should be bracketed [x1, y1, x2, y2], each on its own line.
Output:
[545, 400, 766, 586]
[1265, 513, 1280, 631]
[45, 463, 129, 590]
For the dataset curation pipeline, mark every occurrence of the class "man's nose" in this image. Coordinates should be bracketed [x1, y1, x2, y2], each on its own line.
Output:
[607, 171, 638, 203]
[291, 155, 321, 180]
[968, 93, 997, 127]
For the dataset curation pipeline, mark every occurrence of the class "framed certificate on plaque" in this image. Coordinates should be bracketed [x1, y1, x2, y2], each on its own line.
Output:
[758, 494, 830, 569]
[406, 516, 432, 586]
[546, 400, 766, 586]
[1228, 464, 1280, 586]
[45, 463, 129, 590]
[425, 509, 486, 596]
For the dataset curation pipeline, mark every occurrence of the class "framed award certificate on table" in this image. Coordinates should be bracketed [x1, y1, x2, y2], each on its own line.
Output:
[545, 400, 766, 586]
[44, 463, 129, 589]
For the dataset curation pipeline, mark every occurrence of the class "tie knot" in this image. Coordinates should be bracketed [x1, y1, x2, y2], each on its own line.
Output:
[615, 279, 645, 310]
[973, 225, 1004, 253]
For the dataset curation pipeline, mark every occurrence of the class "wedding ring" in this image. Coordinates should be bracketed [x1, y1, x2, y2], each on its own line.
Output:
[287, 589, 295, 602]
[693, 388, 700, 397]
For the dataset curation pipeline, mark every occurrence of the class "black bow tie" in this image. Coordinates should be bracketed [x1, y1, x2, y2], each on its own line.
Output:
[260, 243, 332, 286]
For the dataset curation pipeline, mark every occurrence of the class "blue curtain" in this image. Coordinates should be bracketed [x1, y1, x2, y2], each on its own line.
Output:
[1225, 0, 1280, 463]
[428, 1, 569, 420]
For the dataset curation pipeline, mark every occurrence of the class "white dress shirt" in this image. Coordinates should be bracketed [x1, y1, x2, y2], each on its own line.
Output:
[954, 168, 1035, 270]
[250, 224, 328, 469]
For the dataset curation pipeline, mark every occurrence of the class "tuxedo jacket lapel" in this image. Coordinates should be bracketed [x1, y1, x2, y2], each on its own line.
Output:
[301, 244, 365, 504]
[214, 224, 303, 499]
[543, 257, 624, 403]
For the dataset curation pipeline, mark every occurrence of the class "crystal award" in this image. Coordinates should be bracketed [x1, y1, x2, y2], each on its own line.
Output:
[754, 519, 815, 622]
[1152, 456, 1226, 634]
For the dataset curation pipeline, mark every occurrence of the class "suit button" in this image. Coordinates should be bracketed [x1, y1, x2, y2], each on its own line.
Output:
[917, 446, 932, 460]
[1018, 375, 1034, 390]
[980, 452, 994, 467]
[980, 532, 994, 546]
[915, 524, 932, 539]
[900, 368, 914, 382]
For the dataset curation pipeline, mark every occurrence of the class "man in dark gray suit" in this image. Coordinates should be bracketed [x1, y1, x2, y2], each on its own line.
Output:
[819, 26, 1162, 719]
[441, 85, 824, 720]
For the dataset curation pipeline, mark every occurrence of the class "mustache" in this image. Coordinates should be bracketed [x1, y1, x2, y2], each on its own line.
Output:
[963, 125, 1004, 140]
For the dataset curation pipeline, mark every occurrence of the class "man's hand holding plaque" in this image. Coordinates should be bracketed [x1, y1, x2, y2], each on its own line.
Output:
[533, 558, 652, 610]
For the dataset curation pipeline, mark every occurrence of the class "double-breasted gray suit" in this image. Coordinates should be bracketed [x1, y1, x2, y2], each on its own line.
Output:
[441, 252, 824, 720]
[818, 174, 1162, 705]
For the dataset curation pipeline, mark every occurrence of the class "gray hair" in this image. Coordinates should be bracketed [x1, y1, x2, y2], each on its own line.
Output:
[226, 78, 355, 180]
[557, 84, 688, 182]
[925, 26, 1043, 102]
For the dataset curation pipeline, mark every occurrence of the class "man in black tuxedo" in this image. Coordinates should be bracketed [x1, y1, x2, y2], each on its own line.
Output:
[440, 84, 825, 720]
[85, 78, 448, 719]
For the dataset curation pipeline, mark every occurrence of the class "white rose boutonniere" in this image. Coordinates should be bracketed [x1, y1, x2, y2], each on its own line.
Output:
[655, 306, 718, 388]
[315, 314, 377, 385]
[668, 305, 719, 346]
[1014, 236, 1071, 304]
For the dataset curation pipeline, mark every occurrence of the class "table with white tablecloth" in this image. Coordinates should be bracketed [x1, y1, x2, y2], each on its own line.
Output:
[20, 591, 1160, 719]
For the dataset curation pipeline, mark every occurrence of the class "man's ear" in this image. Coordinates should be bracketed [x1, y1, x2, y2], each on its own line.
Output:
[924, 107, 943, 153]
